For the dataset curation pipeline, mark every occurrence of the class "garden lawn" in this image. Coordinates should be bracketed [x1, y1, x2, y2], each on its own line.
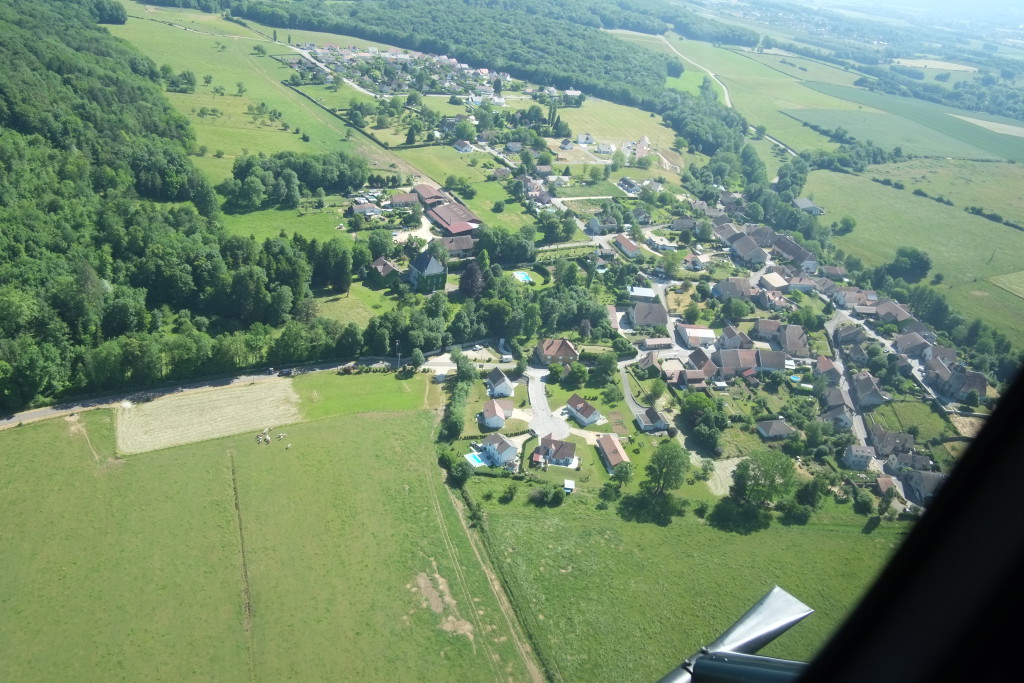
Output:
[315, 280, 398, 329]
[867, 401, 954, 444]
[803, 170, 1024, 341]
[220, 206, 353, 242]
[468, 473, 908, 683]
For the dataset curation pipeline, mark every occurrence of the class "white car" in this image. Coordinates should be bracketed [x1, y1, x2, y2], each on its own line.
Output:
[472, 344, 483, 351]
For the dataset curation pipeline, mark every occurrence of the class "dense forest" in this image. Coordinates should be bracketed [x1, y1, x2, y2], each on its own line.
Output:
[0, 0, 365, 411]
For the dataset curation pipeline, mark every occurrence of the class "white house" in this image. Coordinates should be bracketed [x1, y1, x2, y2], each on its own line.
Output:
[481, 433, 518, 466]
[454, 140, 473, 153]
[595, 142, 616, 154]
[566, 393, 601, 427]
[843, 444, 876, 470]
[577, 132, 596, 145]
[479, 399, 513, 429]
[486, 367, 514, 398]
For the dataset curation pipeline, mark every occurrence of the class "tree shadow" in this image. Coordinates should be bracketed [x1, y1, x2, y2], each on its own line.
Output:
[706, 497, 771, 535]
[617, 491, 677, 526]
[862, 516, 882, 534]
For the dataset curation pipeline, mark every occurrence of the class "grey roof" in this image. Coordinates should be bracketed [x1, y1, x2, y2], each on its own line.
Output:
[410, 251, 446, 276]
[487, 367, 510, 387]
[631, 302, 669, 327]
[757, 419, 795, 438]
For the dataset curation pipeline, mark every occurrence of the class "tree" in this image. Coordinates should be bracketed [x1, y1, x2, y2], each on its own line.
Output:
[547, 363, 563, 383]
[563, 361, 588, 389]
[888, 247, 932, 283]
[684, 302, 701, 324]
[449, 460, 474, 488]
[592, 352, 618, 386]
[236, 81, 247, 96]
[611, 461, 634, 487]
[459, 261, 486, 299]
[659, 251, 682, 279]
[409, 348, 426, 369]
[648, 379, 667, 402]
[730, 450, 796, 507]
[643, 440, 688, 495]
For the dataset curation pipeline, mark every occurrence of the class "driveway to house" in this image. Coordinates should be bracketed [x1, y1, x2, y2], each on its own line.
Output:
[524, 367, 570, 439]
[618, 364, 647, 425]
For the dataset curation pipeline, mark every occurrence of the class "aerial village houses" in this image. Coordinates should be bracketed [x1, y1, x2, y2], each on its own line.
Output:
[407, 252, 447, 293]
[629, 301, 669, 329]
[532, 435, 577, 468]
[486, 368, 514, 397]
[566, 394, 601, 427]
[479, 398, 513, 429]
[613, 233, 640, 258]
[427, 202, 482, 236]
[481, 433, 519, 467]
[597, 433, 630, 474]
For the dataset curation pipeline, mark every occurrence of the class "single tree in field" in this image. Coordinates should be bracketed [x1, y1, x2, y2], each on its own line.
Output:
[236, 81, 247, 96]
[643, 440, 688, 496]
[730, 450, 796, 507]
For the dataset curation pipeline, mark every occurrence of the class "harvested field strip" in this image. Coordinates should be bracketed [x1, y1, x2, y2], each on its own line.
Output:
[116, 381, 301, 454]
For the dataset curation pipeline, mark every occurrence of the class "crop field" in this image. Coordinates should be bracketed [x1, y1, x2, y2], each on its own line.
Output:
[115, 380, 302, 454]
[803, 171, 1024, 340]
[468, 475, 907, 682]
[740, 51, 863, 87]
[870, 158, 1024, 226]
[1, 374, 534, 681]
[805, 83, 1024, 161]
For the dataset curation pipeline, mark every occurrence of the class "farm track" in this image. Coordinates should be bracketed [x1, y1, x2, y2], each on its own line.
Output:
[228, 449, 257, 682]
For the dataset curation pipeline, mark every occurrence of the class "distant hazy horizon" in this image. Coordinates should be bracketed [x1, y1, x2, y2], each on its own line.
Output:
[793, 0, 1024, 26]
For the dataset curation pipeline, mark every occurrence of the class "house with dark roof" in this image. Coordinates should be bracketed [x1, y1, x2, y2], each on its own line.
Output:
[731, 235, 767, 265]
[895, 332, 931, 357]
[369, 256, 399, 285]
[719, 325, 753, 350]
[773, 235, 819, 273]
[629, 301, 669, 328]
[793, 197, 824, 215]
[780, 324, 810, 357]
[687, 347, 718, 379]
[871, 423, 915, 458]
[943, 364, 987, 401]
[671, 217, 697, 232]
[407, 252, 448, 293]
[566, 393, 601, 427]
[713, 277, 759, 301]
[757, 350, 787, 372]
[531, 434, 577, 467]
[597, 433, 630, 473]
[712, 349, 759, 379]
[752, 318, 782, 342]
[636, 407, 670, 433]
[834, 324, 868, 346]
[902, 470, 948, 505]
[480, 398, 514, 429]
[486, 368, 514, 398]
[821, 404, 854, 429]
[757, 419, 795, 441]
[536, 338, 579, 364]
[875, 299, 914, 325]
[923, 345, 957, 367]
[852, 370, 891, 408]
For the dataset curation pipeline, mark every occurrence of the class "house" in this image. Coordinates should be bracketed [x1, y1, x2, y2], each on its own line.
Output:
[943, 364, 987, 401]
[894, 332, 931, 357]
[757, 349, 787, 372]
[546, 175, 571, 187]
[752, 318, 782, 342]
[491, 166, 511, 181]
[426, 203, 482, 235]
[731, 235, 768, 265]
[676, 323, 716, 349]
[875, 300, 915, 324]
[413, 183, 447, 208]
[536, 338, 579, 364]
[560, 138, 574, 151]
[636, 406, 670, 432]
[628, 286, 658, 302]
[671, 217, 698, 232]
[686, 347, 719, 380]
[454, 140, 474, 153]
[353, 202, 382, 216]
[924, 357, 953, 388]
[871, 424, 915, 458]
[793, 198, 824, 215]
[479, 398, 514, 429]
[595, 142, 617, 154]
[786, 276, 818, 294]
[566, 393, 601, 427]
[843, 444, 876, 470]
[834, 324, 867, 347]
[902, 320, 936, 343]
[407, 252, 448, 293]
[755, 290, 790, 311]
[714, 223, 740, 245]
[821, 265, 847, 280]
[759, 272, 788, 291]
[821, 404, 854, 429]
[852, 370, 891, 408]
[923, 345, 957, 367]
[712, 349, 759, 379]
[643, 338, 673, 351]
[814, 356, 842, 385]
[684, 253, 711, 271]
[486, 368, 514, 398]
[436, 235, 475, 259]
[597, 433, 631, 474]
[780, 324, 810, 357]
[369, 256, 399, 282]
[577, 132, 595, 145]
[633, 207, 652, 225]
[531, 434, 577, 468]
[390, 192, 419, 208]
[848, 343, 870, 365]
[613, 233, 640, 258]
[629, 301, 669, 328]
[773, 235, 819, 273]
[481, 433, 519, 466]
[757, 419, 795, 441]
[587, 216, 618, 234]
[638, 350, 659, 374]
[902, 470, 948, 505]
[606, 305, 620, 331]
[505, 141, 524, 153]
[713, 277, 759, 301]
[719, 325, 753, 350]
[825, 387, 854, 411]
[876, 476, 897, 497]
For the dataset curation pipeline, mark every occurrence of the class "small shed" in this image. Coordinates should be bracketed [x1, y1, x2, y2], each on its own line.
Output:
[563, 480, 576, 494]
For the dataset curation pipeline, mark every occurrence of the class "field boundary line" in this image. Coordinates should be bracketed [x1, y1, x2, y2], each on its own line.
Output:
[228, 450, 257, 682]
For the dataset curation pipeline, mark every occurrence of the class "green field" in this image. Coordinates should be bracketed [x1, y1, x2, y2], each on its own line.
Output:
[220, 205, 352, 242]
[557, 98, 678, 151]
[805, 83, 1024, 161]
[803, 170, 1024, 340]
[662, 38, 851, 152]
[990, 271, 1024, 299]
[468, 474, 907, 682]
[316, 281, 398, 329]
[0, 375, 537, 681]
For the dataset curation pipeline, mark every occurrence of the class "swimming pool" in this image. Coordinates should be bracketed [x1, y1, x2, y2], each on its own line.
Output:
[790, 375, 802, 382]
[513, 271, 533, 283]
[464, 452, 485, 467]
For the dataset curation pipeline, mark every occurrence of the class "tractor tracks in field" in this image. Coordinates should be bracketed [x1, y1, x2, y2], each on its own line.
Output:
[228, 449, 257, 682]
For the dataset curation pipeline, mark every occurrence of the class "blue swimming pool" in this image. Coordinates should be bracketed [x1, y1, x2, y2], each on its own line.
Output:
[790, 375, 801, 382]
[513, 271, 533, 283]
[464, 453, 485, 467]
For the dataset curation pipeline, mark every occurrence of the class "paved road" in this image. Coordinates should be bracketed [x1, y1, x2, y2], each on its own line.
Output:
[618, 365, 647, 424]
[524, 368, 570, 439]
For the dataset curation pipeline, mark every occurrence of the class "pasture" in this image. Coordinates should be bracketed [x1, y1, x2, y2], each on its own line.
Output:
[316, 281, 398, 329]
[803, 170, 1024, 341]
[805, 83, 1024, 161]
[468, 475, 907, 682]
[0, 378, 534, 680]
[557, 99, 678, 151]
[115, 380, 302, 454]
[220, 205, 353, 242]
[292, 370, 435, 420]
